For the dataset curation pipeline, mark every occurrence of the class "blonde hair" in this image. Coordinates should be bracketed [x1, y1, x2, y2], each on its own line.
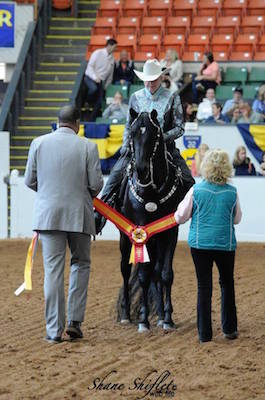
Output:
[195, 143, 209, 174]
[233, 145, 246, 166]
[201, 149, 232, 184]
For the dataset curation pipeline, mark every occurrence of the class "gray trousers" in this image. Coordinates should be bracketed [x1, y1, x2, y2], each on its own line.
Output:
[40, 231, 91, 338]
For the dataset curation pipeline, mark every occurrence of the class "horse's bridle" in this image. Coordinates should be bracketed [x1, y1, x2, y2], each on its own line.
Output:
[129, 112, 165, 189]
[127, 113, 183, 205]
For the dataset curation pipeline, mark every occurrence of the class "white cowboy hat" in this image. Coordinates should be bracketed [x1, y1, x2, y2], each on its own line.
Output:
[134, 59, 167, 82]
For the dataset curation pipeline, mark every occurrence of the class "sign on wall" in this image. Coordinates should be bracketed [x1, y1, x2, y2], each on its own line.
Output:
[0, 2, 15, 47]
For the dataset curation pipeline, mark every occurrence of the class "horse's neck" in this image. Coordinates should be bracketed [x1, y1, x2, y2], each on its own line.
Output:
[152, 138, 168, 187]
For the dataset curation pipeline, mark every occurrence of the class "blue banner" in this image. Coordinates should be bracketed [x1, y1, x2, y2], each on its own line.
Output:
[0, 3, 15, 47]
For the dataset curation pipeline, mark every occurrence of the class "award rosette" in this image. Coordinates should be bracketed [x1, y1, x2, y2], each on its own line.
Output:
[93, 198, 177, 266]
[129, 227, 149, 264]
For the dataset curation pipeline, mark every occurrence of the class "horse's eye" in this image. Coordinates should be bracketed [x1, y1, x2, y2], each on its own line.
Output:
[140, 127, 146, 135]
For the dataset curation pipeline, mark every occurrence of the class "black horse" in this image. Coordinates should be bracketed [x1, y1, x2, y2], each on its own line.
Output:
[117, 108, 187, 332]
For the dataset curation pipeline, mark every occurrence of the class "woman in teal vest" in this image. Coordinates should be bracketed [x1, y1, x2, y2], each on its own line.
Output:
[175, 149, 242, 343]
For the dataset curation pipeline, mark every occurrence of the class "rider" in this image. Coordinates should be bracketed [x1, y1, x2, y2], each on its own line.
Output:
[95, 59, 195, 233]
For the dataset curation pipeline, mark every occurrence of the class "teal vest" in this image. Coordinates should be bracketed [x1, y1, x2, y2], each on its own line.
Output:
[188, 181, 238, 251]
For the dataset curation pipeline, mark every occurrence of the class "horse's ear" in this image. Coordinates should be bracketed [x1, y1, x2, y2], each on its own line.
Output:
[150, 109, 158, 121]
[130, 108, 138, 122]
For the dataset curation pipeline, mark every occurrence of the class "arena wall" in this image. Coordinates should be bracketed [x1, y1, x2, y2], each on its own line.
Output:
[0, 131, 9, 238]
[0, 126, 264, 241]
[8, 175, 265, 242]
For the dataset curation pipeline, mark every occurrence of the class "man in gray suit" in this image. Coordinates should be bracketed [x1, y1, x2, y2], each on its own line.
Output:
[25, 105, 103, 344]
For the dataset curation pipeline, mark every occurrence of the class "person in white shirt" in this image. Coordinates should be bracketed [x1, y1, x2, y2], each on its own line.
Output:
[196, 88, 216, 122]
[84, 38, 117, 121]
[160, 48, 183, 88]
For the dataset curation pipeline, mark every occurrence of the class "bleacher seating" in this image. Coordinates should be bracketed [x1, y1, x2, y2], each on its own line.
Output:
[86, 0, 265, 61]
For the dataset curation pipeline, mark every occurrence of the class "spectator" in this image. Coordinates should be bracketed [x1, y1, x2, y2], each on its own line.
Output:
[231, 107, 241, 124]
[192, 52, 221, 103]
[160, 49, 183, 88]
[196, 88, 216, 122]
[191, 143, 209, 177]
[205, 103, 230, 124]
[161, 71, 178, 93]
[233, 145, 256, 176]
[84, 38, 117, 121]
[252, 84, 265, 120]
[113, 50, 134, 86]
[259, 151, 265, 177]
[184, 102, 196, 122]
[222, 87, 244, 119]
[175, 149, 242, 343]
[102, 91, 128, 122]
[237, 102, 264, 124]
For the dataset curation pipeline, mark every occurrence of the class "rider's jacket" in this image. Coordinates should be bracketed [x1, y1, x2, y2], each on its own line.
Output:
[121, 86, 184, 153]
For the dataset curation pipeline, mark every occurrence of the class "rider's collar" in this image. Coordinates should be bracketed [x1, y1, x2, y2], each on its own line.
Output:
[144, 85, 163, 100]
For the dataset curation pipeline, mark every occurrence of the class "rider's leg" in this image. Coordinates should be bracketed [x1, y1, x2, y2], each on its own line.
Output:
[95, 153, 130, 234]
[171, 148, 195, 193]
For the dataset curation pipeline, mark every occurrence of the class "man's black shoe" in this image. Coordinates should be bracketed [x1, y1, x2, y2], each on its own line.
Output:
[66, 321, 83, 339]
[224, 331, 238, 340]
[94, 211, 106, 234]
[45, 335, 62, 344]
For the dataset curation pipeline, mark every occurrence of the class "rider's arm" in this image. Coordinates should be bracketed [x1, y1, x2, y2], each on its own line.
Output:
[120, 94, 137, 154]
[163, 92, 185, 143]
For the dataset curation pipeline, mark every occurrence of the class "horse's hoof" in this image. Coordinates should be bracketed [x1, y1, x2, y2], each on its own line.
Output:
[120, 319, 130, 325]
[163, 322, 176, 330]
[157, 320, 164, 327]
[138, 323, 150, 333]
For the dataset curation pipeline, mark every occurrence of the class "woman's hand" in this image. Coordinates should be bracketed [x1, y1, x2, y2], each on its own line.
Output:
[195, 75, 203, 81]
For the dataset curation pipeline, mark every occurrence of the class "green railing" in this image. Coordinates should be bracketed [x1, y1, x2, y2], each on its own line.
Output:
[0, 0, 52, 134]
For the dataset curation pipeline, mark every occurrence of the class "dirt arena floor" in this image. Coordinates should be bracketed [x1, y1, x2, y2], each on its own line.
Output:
[0, 240, 264, 400]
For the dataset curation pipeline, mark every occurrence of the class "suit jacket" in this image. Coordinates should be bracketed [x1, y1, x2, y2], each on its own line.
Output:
[24, 127, 103, 235]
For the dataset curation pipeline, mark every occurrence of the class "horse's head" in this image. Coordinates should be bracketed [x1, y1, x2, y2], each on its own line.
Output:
[129, 109, 161, 183]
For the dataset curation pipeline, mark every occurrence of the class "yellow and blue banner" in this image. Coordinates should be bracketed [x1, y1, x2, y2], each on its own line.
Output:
[0, 3, 15, 48]
[52, 122, 124, 174]
[237, 124, 265, 163]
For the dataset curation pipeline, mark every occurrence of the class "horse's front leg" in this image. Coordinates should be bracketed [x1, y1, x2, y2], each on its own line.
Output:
[120, 233, 132, 323]
[138, 262, 152, 332]
[154, 261, 165, 326]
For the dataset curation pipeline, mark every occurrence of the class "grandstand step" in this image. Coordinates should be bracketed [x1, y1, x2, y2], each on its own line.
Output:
[27, 89, 72, 99]
[34, 71, 78, 81]
[50, 17, 95, 28]
[79, 2, 100, 11]
[45, 35, 90, 46]
[21, 108, 62, 117]
[11, 135, 46, 147]
[39, 53, 85, 63]
[25, 98, 70, 107]
[78, 10, 97, 17]
[18, 116, 57, 126]
[49, 27, 92, 36]
[32, 81, 75, 90]
[43, 44, 87, 54]
[37, 62, 80, 72]
[10, 149, 29, 157]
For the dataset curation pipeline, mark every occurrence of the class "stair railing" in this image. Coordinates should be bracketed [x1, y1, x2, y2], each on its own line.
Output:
[0, 0, 52, 134]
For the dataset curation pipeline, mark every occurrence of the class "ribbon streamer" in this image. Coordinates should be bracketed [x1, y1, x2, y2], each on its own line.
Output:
[14, 232, 39, 296]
